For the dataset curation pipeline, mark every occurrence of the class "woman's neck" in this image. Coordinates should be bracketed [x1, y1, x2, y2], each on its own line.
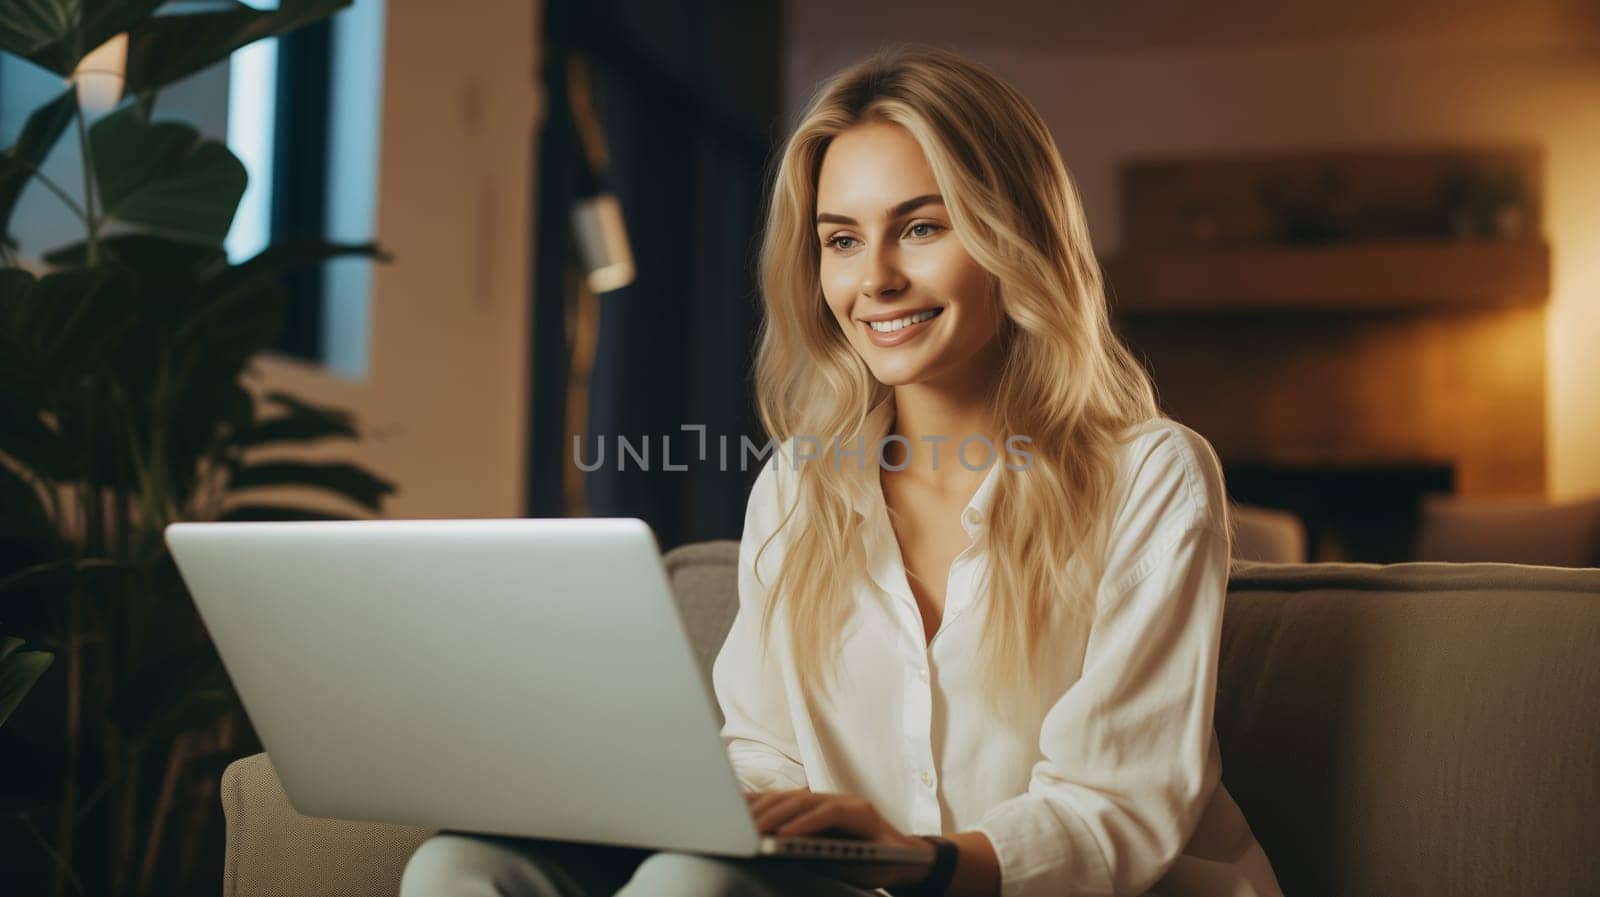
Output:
[886, 354, 1003, 492]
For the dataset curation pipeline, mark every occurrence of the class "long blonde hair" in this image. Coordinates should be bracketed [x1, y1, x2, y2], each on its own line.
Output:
[754, 45, 1161, 721]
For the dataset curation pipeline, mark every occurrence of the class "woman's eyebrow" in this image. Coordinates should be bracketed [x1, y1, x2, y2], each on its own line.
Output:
[816, 193, 944, 226]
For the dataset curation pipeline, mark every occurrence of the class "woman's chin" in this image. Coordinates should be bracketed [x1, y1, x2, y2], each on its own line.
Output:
[864, 359, 934, 388]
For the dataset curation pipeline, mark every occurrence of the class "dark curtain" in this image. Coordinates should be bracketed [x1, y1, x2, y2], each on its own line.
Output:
[528, 1, 781, 550]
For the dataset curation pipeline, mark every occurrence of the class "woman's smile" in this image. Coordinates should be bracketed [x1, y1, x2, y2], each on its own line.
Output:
[861, 307, 944, 346]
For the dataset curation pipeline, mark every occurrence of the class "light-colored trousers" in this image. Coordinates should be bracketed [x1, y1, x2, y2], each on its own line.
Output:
[400, 831, 884, 897]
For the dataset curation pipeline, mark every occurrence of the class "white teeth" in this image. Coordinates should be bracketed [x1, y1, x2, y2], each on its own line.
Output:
[868, 309, 939, 332]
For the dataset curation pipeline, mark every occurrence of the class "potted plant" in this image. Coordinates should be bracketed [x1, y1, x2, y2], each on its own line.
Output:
[0, 630, 51, 729]
[0, 2, 394, 894]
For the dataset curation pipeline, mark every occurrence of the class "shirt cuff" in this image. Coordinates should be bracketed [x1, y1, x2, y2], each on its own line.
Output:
[973, 792, 1114, 897]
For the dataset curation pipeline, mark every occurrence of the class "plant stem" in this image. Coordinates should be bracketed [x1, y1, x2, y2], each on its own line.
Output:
[72, 96, 100, 266]
[113, 745, 142, 897]
[175, 772, 212, 891]
[113, 487, 129, 561]
[10, 160, 89, 224]
[148, 350, 173, 532]
[50, 586, 83, 897]
[84, 393, 108, 559]
[71, 756, 126, 826]
[139, 733, 191, 896]
[23, 813, 86, 897]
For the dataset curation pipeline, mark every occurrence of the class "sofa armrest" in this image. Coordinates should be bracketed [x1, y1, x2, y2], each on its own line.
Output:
[221, 752, 434, 897]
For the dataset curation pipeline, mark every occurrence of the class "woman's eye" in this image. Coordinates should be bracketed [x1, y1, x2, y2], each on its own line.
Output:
[825, 234, 859, 251]
[907, 222, 943, 239]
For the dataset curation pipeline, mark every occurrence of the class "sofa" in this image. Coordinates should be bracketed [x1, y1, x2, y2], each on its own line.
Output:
[220, 541, 1600, 897]
[1415, 492, 1600, 567]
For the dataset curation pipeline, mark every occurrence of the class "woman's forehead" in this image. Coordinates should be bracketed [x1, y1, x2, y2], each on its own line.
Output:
[816, 123, 938, 216]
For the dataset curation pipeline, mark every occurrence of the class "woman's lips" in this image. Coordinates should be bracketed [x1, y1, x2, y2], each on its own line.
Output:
[861, 308, 942, 347]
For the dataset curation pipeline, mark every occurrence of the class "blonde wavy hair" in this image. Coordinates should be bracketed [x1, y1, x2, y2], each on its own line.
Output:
[754, 45, 1162, 722]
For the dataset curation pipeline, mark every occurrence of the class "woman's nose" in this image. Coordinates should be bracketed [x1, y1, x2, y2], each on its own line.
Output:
[860, 244, 907, 298]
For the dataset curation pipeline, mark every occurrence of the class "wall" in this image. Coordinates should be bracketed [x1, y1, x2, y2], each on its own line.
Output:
[251, 0, 541, 518]
[785, 10, 1600, 499]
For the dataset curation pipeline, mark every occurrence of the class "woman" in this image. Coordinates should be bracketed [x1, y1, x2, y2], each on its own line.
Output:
[402, 45, 1282, 897]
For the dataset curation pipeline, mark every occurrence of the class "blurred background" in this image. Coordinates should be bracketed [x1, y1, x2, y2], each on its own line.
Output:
[2, 0, 1599, 893]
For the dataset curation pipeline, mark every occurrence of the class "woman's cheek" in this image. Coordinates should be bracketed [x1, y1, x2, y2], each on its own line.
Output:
[820, 269, 855, 323]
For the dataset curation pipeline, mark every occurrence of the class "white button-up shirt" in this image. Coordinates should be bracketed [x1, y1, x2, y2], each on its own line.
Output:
[712, 418, 1283, 897]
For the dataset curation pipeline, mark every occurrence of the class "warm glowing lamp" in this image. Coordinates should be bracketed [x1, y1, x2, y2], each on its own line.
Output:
[566, 54, 634, 294]
[570, 187, 634, 295]
[73, 33, 128, 115]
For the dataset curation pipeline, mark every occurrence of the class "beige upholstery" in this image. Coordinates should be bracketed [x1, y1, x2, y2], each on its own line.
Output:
[1230, 504, 1308, 564]
[1415, 492, 1600, 566]
[1219, 560, 1600, 896]
[221, 753, 432, 897]
[221, 542, 1600, 897]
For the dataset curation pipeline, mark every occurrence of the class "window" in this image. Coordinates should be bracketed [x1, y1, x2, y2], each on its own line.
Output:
[0, 0, 385, 379]
[227, 0, 387, 378]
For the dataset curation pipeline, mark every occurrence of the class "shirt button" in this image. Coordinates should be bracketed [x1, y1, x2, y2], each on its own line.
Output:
[916, 669, 929, 683]
[962, 508, 983, 528]
[919, 771, 933, 788]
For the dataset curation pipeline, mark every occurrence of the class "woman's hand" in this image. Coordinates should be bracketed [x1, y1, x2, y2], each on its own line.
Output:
[744, 788, 936, 889]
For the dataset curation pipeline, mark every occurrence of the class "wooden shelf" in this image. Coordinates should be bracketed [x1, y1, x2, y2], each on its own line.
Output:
[1102, 239, 1550, 314]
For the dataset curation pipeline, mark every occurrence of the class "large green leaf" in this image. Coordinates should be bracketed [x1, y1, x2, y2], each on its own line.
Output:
[0, 86, 76, 244]
[217, 504, 354, 522]
[0, 265, 141, 493]
[186, 237, 385, 339]
[0, 637, 52, 729]
[231, 390, 357, 449]
[155, 245, 385, 478]
[44, 232, 228, 283]
[123, 0, 352, 95]
[46, 236, 235, 482]
[163, 380, 258, 513]
[0, 271, 63, 477]
[232, 410, 356, 449]
[0, 0, 163, 77]
[23, 264, 131, 362]
[88, 102, 246, 246]
[46, 234, 229, 388]
[228, 460, 395, 512]
[1, 264, 136, 385]
[207, 237, 390, 294]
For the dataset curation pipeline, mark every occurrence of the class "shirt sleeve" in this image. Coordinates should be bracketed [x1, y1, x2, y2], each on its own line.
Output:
[711, 456, 809, 793]
[973, 432, 1233, 897]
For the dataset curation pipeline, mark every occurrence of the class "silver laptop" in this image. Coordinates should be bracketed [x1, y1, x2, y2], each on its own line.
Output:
[165, 517, 925, 864]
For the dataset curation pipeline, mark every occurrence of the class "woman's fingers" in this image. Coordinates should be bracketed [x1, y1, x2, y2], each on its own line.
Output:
[744, 789, 887, 841]
[751, 791, 824, 834]
[777, 797, 872, 839]
[745, 788, 808, 814]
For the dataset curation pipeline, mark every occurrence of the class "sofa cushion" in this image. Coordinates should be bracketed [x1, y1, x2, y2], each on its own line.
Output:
[1415, 493, 1600, 566]
[1220, 560, 1600, 897]
[221, 752, 432, 897]
[663, 540, 742, 709]
[665, 545, 1600, 897]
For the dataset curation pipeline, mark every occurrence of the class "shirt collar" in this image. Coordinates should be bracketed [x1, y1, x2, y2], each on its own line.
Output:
[852, 459, 1003, 537]
[857, 460, 1002, 609]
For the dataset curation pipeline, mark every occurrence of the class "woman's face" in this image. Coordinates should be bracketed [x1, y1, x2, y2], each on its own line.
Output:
[815, 121, 1003, 389]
